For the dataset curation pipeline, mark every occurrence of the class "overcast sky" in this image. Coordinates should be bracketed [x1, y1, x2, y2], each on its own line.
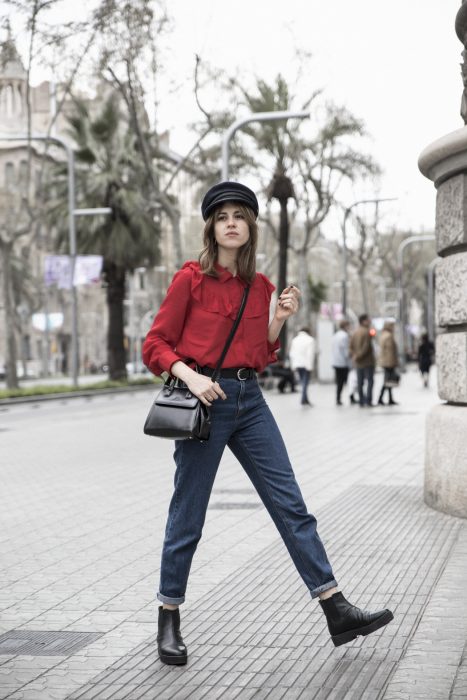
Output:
[3, 0, 464, 233]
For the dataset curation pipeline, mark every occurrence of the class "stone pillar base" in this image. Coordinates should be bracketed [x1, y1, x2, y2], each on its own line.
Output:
[425, 404, 467, 518]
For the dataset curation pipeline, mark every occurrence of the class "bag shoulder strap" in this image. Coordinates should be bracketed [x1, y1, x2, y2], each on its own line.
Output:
[211, 285, 250, 382]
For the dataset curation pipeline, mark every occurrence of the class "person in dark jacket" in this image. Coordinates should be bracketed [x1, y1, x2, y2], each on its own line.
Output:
[142, 181, 393, 666]
[418, 333, 435, 387]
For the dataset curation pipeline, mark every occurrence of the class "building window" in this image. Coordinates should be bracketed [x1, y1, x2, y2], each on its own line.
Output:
[5, 162, 15, 191]
[5, 84, 14, 116]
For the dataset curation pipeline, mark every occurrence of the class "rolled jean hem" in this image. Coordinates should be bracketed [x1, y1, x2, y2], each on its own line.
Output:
[157, 592, 185, 605]
[309, 579, 338, 599]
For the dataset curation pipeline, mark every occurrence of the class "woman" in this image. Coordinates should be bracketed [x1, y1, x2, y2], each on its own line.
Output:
[142, 181, 393, 665]
[418, 333, 435, 388]
[377, 321, 399, 406]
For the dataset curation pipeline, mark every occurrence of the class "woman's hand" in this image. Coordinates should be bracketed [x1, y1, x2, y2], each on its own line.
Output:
[274, 285, 301, 321]
[184, 372, 227, 407]
[170, 361, 227, 406]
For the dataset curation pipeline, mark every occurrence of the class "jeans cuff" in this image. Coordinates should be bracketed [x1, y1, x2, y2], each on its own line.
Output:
[157, 591, 185, 605]
[309, 579, 338, 599]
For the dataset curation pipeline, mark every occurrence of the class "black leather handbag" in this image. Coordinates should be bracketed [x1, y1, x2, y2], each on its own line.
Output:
[143, 285, 250, 441]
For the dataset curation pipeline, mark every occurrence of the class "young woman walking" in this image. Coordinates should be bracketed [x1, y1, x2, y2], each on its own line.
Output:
[142, 181, 393, 665]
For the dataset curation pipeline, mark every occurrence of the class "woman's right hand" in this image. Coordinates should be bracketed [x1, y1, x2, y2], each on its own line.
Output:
[170, 361, 227, 406]
[185, 373, 227, 406]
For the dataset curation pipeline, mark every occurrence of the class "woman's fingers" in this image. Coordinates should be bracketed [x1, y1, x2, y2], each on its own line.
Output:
[213, 381, 227, 400]
[193, 378, 227, 406]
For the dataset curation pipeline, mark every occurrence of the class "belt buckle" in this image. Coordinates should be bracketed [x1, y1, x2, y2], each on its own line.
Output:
[237, 368, 248, 381]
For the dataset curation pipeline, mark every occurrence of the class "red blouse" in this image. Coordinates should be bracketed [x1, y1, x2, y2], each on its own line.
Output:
[142, 261, 280, 376]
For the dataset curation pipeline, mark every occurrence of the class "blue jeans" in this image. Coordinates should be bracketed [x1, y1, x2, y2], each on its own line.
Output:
[297, 367, 311, 404]
[157, 376, 337, 605]
[356, 366, 375, 406]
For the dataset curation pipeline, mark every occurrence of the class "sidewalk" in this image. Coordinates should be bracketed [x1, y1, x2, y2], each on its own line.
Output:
[0, 368, 466, 699]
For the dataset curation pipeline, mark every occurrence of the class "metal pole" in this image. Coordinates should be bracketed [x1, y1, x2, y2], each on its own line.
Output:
[427, 257, 439, 342]
[221, 110, 309, 181]
[396, 234, 435, 368]
[341, 198, 397, 316]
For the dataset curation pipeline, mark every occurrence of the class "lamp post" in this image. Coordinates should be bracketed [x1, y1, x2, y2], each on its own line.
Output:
[0, 134, 111, 386]
[396, 234, 435, 367]
[221, 110, 309, 181]
[341, 197, 397, 316]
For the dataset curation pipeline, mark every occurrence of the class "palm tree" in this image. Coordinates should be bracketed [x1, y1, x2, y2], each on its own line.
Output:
[52, 92, 161, 380]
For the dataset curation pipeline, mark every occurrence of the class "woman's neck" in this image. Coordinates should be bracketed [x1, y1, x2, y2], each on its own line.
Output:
[217, 250, 238, 276]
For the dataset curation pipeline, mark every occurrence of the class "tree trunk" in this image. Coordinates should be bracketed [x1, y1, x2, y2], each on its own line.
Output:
[105, 261, 127, 381]
[278, 197, 289, 352]
[1, 242, 19, 389]
[359, 270, 370, 315]
[165, 205, 183, 270]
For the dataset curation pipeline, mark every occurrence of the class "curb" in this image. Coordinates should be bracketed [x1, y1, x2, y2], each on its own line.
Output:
[0, 383, 158, 407]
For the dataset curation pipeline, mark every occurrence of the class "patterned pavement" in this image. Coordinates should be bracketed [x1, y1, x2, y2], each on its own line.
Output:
[0, 368, 466, 699]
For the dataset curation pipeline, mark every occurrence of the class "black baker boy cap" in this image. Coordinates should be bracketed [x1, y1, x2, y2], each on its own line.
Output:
[201, 181, 259, 221]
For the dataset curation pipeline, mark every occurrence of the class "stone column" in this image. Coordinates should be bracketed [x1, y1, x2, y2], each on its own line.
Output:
[418, 2, 467, 519]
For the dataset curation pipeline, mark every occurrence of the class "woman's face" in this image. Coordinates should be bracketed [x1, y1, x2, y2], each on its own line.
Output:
[213, 203, 250, 253]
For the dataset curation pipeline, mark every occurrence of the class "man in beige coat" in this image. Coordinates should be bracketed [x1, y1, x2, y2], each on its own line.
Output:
[349, 314, 376, 407]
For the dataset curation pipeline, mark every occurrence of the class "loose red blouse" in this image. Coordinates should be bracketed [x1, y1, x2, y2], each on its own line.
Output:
[142, 261, 280, 376]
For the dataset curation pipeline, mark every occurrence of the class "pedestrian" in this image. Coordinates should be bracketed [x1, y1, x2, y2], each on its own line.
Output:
[289, 327, 316, 406]
[377, 321, 399, 406]
[418, 333, 435, 388]
[271, 352, 297, 393]
[331, 319, 352, 405]
[142, 181, 393, 666]
[349, 314, 376, 407]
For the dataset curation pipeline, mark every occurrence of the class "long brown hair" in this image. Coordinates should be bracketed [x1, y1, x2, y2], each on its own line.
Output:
[198, 203, 258, 283]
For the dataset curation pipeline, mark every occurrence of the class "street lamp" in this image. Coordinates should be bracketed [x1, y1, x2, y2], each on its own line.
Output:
[341, 197, 397, 315]
[0, 134, 111, 387]
[396, 234, 435, 367]
[221, 110, 309, 181]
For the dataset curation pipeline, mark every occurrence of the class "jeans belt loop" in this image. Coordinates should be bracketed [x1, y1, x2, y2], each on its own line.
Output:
[237, 368, 248, 381]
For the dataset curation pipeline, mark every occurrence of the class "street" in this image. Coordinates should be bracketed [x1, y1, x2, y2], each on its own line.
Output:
[1, 369, 466, 699]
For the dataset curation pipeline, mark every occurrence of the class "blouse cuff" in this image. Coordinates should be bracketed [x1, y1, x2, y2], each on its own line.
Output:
[158, 349, 183, 375]
[267, 337, 280, 364]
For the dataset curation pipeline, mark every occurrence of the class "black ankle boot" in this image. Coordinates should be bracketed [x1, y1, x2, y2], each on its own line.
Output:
[157, 606, 187, 665]
[320, 592, 393, 647]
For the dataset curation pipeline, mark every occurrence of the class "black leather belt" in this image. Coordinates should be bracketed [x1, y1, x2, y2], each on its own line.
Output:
[200, 366, 256, 380]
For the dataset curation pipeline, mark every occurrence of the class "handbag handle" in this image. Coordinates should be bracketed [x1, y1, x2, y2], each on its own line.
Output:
[211, 285, 250, 382]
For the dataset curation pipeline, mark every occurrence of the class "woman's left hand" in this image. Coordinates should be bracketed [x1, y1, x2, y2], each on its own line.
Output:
[275, 285, 301, 321]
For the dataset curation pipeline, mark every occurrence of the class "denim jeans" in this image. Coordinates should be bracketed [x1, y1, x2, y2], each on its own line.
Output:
[356, 366, 374, 406]
[296, 368, 311, 404]
[157, 376, 337, 605]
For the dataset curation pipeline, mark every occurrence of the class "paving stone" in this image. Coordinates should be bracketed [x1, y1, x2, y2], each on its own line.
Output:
[0, 372, 466, 699]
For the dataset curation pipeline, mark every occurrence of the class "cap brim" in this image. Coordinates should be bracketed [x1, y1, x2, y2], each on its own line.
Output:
[204, 192, 258, 220]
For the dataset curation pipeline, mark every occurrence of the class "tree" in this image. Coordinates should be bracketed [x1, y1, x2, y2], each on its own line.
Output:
[0, 3, 103, 387]
[347, 210, 381, 314]
[236, 74, 378, 337]
[92, 0, 192, 270]
[51, 93, 161, 380]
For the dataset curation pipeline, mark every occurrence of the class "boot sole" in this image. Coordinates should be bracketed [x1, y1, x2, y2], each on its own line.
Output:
[159, 653, 188, 665]
[331, 610, 394, 647]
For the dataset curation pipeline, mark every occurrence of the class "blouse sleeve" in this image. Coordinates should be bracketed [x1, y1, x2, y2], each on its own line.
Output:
[142, 268, 192, 376]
